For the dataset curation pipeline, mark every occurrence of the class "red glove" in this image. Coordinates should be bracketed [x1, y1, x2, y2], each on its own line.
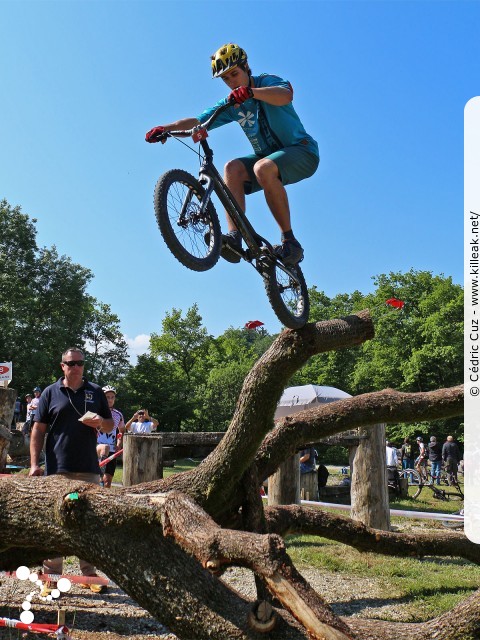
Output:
[145, 125, 166, 143]
[228, 86, 254, 105]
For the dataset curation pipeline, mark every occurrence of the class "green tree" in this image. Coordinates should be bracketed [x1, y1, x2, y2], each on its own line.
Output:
[194, 327, 274, 431]
[118, 354, 190, 431]
[150, 304, 213, 390]
[0, 200, 130, 396]
[83, 301, 130, 386]
[0, 200, 92, 392]
[354, 270, 463, 393]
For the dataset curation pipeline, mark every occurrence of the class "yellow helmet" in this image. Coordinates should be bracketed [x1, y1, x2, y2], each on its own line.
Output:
[211, 43, 248, 78]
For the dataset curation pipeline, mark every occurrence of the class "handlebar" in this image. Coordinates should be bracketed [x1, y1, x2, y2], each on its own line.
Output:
[152, 101, 233, 143]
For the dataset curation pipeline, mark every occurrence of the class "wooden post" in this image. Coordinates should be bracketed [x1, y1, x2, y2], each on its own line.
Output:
[0, 387, 16, 429]
[267, 453, 301, 506]
[300, 471, 319, 501]
[0, 388, 16, 473]
[123, 434, 164, 487]
[350, 423, 390, 531]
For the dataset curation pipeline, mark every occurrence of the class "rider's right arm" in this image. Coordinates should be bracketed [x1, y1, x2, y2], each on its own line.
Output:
[29, 422, 47, 476]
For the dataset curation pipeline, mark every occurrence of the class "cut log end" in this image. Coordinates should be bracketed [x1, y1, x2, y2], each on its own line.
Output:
[247, 600, 277, 633]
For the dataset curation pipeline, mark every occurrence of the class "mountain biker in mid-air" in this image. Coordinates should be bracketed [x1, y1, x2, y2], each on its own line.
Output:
[145, 43, 319, 267]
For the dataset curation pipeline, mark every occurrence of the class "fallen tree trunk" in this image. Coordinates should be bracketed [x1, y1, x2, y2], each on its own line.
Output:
[0, 313, 470, 640]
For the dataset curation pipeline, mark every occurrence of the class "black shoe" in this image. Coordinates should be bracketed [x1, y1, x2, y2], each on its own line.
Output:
[220, 231, 242, 264]
[273, 239, 304, 266]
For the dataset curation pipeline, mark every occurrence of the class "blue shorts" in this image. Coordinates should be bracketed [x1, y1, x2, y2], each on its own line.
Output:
[238, 144, 319, 194]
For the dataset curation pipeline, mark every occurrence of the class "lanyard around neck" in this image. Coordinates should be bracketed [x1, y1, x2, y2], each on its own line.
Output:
[65, 387, 87, 417]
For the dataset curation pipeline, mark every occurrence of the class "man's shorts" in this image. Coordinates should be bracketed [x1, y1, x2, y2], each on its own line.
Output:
[238, 143, 319, 194]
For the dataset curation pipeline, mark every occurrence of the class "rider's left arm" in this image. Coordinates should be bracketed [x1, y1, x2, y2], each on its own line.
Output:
[251, 85, 293, 106]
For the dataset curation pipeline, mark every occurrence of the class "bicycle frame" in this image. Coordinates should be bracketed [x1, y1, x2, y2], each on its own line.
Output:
[197, 139, 268, 261]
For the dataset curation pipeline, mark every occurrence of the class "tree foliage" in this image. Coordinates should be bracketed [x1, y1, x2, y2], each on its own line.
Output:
[0, 200, 129, 395]
[83, 301, 130, 386]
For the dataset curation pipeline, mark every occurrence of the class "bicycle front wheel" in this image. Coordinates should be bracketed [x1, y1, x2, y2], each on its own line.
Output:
[263, 262, 309, 329]
[154, 169, 221, 272]
[398, 468, 423, 499]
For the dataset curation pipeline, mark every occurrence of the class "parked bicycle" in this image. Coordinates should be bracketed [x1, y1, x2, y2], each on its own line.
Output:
[151, 102, 310, 329]
[398, 467, 464, 501]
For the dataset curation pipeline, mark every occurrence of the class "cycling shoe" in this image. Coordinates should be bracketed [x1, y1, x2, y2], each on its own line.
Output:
[220, 231, 242, 263]
[273, 239, 304, 266]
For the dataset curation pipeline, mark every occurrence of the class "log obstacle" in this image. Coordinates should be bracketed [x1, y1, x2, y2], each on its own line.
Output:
[121, 429, 391, 531]
[122, 432, 225, 486]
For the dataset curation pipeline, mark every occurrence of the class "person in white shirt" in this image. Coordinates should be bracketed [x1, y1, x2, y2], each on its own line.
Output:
[126, 409, 159, 434]
[386, 440, 400, 492]
[97, 385, 125, 488]
[385, 441, 398, 467]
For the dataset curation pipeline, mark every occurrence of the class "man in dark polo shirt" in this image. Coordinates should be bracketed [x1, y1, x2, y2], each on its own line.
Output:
[29, 346, 113, 594]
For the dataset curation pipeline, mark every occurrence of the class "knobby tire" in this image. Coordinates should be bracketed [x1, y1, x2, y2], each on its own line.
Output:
[263, 262, 309, 329]
[154, 169, 221, 272]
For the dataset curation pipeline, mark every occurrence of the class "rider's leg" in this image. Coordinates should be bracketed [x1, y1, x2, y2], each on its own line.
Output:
[253, 158, 291, 233]
[223, 159, 249, 231]
[253, 157, 304, 266]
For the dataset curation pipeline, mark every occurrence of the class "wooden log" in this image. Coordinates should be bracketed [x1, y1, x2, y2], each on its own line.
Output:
[160, 432, 224, 446]
[398, 477, 409, 498]
[0, 388, 16, 473]
[350, 423, 390, 531]
[122, 434, 164, 486]
[267, 453, 301, 506]
[0, 387, 16, 429]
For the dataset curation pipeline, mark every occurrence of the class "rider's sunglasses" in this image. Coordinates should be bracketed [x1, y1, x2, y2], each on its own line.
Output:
[62, 360, 85, 367]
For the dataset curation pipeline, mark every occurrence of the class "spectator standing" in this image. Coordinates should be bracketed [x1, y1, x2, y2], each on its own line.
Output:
[29, 386, 42, 419]
[24, 393, 32, 420]
[428, 436, 443, 484]
[22, 393, 35, 442]
[29, 347, 113, 595]
[415, 436, 428, 477]
[385, 441, 398, 467]
[386, 440, 399, 491]
[400, 437, 414, 470]
[442, 435, 461, 482]
[299, 447, 316, 474]
[97, 385, 125, 488]
[126, 409, 158, 434]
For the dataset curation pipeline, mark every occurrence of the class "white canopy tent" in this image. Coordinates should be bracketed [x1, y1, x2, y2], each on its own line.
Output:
[274, 384, 352, 420]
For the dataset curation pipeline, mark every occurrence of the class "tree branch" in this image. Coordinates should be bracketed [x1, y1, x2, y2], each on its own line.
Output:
[264, 505, 479, 564]
[256, 386, 464, 480]
[126, 311, 375, 519]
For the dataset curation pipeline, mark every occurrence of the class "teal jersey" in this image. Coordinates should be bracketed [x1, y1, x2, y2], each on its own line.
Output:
[197, 73, 319, 158]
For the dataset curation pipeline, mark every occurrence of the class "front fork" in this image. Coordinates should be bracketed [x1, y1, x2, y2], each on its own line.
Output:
[178, 174, 214, 224]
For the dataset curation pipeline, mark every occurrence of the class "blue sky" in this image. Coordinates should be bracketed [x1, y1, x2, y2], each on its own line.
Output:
[1, 0, 476, 359]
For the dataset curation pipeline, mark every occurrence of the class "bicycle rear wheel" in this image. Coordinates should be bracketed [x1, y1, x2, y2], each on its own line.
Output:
[154, 169, 221, 272]
[263, 262, 309, 329]
[398, 468, 423, 498]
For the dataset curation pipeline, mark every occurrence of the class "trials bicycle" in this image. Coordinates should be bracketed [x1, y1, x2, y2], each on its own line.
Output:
[398, 467, 464, 501]
[151, 102, 310, 329]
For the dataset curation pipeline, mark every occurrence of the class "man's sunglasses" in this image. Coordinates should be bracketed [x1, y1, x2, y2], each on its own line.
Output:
[62, 360, 85, 367]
